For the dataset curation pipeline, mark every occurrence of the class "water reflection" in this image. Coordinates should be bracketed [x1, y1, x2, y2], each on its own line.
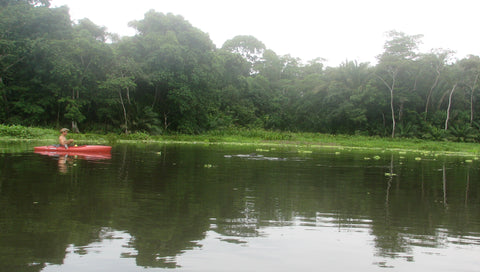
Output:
[34, 150, 112, 173]
[0, 144, 479, 271]
[58, 154, 73, 173]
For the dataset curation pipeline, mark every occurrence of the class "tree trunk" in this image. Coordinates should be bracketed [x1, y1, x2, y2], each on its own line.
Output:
[425, 68, 440, 121]
[152, 86, 158, 108]
[71, 120, 80, 133]
[126, 86, 131, 104]
[390, 87, 396, 138]
[469, 74, 479, 125]
[56, 104, 60, 127]
[398, 101, 404, 122]
[0, 76, 8, 119]
[376, 70, 397, 138]
[71, 88, 80, 133]
[119, 90, 128, 134]
[164, 112, 170, 131]
[445, 83, 457, 130]
[381, 112, 386, 135]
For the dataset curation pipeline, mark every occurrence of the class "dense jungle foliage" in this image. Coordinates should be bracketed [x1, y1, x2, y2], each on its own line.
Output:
[2, 0, 480, 142]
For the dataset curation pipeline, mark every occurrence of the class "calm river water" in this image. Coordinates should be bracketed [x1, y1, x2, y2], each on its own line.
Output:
[0, 142, 479, 272]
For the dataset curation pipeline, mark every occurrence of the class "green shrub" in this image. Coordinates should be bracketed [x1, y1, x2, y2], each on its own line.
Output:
[0, 124, 52, 139]
[125, 131, 151, 141]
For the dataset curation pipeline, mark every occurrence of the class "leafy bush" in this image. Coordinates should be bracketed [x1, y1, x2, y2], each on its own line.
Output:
[421, 125, 446, 141]
[447, 124, 479, 142]
[0, 124, 53, 139]
[125, 131, 151, 141]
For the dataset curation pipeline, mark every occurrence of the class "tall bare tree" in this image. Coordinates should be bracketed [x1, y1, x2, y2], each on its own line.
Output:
[376, 31, 423, 137]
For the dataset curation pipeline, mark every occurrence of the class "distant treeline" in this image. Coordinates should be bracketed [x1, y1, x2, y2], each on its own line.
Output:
[2, 0, 480, 142]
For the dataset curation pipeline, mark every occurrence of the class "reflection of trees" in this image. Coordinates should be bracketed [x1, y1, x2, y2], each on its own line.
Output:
[0, 145, 215, 270]
[117, 196, 210, 268]
[371, 154, 413, 260]
[213, 194, 260, 238]
[465, 166, 470, 207]
[443, 163, 448, 207]
[369, 156, 479, 264]
[0, 154, 70, 272]
[385, 154, 394, 206]
[107, 144, 212, 268]
[0, 146, 479, 270]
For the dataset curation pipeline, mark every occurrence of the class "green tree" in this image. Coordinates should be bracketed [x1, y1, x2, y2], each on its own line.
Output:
[416, 49, 453, 123]
[99, 56, 137, 134]
[0, 1, 33, 121]
[120, 11, 221, 133]
[222, 35, 266, 74]
[376, 30, 423, 137]
[215, 49, 253, 127]
[322, 61, 373, 134]
[45, 17, 112, 131]
[0, 3, 72, 125]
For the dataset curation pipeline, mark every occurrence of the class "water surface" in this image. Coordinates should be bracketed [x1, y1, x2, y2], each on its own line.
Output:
[0, 143, 479, 271]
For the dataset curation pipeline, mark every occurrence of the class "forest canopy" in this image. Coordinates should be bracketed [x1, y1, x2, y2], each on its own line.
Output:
[1, 0, 480, 142]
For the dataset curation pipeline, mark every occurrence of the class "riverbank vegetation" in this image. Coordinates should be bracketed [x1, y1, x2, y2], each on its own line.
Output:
[2, 1, 480, 145]
[2, 124, 480, 157]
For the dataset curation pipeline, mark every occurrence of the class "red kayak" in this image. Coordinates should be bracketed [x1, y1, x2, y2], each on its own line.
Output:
[34, 145, 112, 160]
[34, 145, 112, 153]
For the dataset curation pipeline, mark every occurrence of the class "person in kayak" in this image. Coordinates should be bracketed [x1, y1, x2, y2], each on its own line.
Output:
[59, 128, 74, 148]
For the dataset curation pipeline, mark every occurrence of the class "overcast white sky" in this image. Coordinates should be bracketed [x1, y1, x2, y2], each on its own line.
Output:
[50, 0, 480, 67]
